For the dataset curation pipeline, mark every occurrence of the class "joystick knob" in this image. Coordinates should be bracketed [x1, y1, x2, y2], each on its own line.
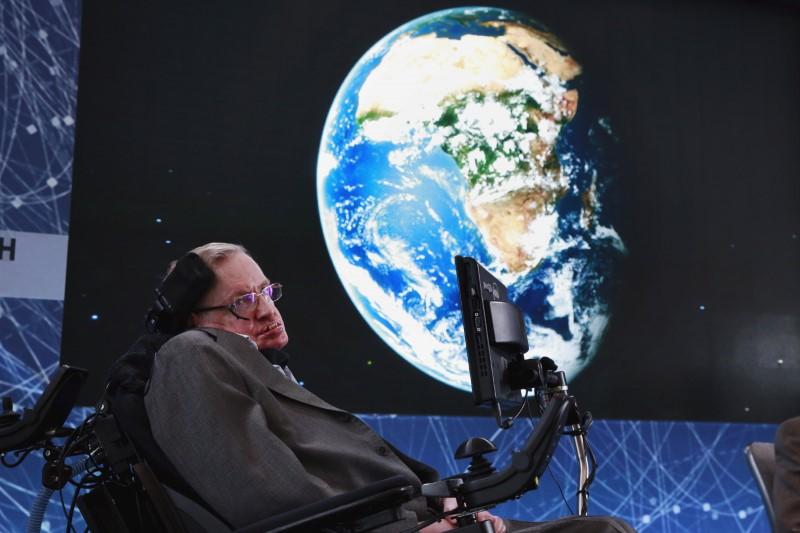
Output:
[455, 437, 497, 479]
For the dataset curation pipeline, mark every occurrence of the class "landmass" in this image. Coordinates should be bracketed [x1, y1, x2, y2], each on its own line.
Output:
[356, 22, 584, 273]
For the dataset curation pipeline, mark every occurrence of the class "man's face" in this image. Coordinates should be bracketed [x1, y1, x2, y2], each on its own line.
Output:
[192, 252, 289, 351]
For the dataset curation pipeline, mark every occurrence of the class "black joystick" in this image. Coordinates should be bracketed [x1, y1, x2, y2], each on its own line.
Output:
[455, 437, 497, 479]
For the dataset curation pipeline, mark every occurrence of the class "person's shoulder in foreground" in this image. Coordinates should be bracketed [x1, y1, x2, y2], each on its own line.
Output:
[775, 416, 800, 533]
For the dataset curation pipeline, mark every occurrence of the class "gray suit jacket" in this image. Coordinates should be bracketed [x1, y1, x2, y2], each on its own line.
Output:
[144, 327, 430, 528]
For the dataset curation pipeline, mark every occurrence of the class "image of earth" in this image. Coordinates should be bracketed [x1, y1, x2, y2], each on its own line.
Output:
[317, 7, 626, 392]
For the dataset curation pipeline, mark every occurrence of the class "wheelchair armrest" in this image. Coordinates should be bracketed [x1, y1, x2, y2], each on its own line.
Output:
[236, 475, 419, 533]
[0, 365, 88, 453]
[86, 466, 417, 533]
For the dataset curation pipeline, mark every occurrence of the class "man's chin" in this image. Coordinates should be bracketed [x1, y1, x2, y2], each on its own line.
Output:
[256, 331, 288, 351]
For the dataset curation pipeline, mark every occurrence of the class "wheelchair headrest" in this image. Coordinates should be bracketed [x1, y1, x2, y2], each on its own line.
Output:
[145, 252, 215, 335]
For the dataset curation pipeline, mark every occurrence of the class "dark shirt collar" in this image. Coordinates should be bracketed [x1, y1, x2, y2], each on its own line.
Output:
[260, 348, 290, 368]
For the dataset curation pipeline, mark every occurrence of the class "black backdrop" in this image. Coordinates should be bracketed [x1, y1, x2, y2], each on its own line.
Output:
[62, 0, 800, 422]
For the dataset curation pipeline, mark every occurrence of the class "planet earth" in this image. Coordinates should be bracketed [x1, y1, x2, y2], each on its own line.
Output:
[317, 7, 625, 393]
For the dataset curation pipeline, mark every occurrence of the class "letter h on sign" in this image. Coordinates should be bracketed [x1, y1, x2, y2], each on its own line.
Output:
[0, 237, 16, 261]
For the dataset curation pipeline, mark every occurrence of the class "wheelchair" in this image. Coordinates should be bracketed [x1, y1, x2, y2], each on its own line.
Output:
[0, 253, 596, 532]
[0, 357, 590, 532]
[0, 358, 422, 533]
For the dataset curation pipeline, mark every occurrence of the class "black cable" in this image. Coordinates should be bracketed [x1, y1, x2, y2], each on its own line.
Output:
[564, 412, 597, 497]
[527, 392, 597, 515]
[582, 436, 598, 495]
[66, 471, 95, 533]
[65, 483, 80, 532]
[502, 389, 530, 428]
[59, 486, 78, 533]
[66, 453, 107, 488]
[525, 397, 534, 418]
[547, 465, 574, 515]
[55, 424, 80, 464]
[57, 414, 100, 533]
[60, 456, 100, 533]
[0, 447, 35, 467]
[62, 415, 97, 459]
[52, 420, 87, 498]
[559, 413, 598, 509]
[84, 449, 116, 488]
[523, 384, 548, 419]
[69, 468, 106, 489]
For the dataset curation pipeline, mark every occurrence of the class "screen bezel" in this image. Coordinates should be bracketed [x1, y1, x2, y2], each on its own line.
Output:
[455, 255, 523, 407]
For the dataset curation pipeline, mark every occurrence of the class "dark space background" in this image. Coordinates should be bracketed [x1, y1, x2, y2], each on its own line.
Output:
[62, 0, 800, 422]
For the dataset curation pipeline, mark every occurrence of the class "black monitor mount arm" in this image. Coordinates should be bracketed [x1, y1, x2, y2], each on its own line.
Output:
[422, 363, 592, 531]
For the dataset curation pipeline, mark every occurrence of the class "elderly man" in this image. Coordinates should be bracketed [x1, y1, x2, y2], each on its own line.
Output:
[144, 242, 634, 533]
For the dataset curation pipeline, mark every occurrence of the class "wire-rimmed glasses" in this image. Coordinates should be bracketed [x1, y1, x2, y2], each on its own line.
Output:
[195, 283, 282, 320]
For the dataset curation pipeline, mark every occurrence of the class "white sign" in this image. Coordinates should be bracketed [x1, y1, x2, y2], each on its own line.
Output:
[0, 231, 69, 300]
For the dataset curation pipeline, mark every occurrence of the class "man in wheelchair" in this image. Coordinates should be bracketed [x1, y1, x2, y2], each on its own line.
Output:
[138, 242, 634, 532]
[143, 242, 502, 531]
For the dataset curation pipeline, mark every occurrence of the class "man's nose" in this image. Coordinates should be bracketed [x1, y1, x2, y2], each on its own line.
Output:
[254, 293, 277, 317]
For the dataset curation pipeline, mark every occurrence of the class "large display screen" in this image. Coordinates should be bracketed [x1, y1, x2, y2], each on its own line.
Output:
[61, 0, 800, 422]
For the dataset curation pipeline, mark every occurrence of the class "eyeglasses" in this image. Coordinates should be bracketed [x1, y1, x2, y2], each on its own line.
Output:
[195, 283, 283, 320]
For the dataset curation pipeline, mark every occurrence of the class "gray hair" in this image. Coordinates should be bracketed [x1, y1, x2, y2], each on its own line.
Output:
[189, 242, 249, 267]
[160, 242, 250, 328]
[166, 242, 249, 275]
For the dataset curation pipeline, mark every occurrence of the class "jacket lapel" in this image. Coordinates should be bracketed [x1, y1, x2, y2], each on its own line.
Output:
[199, 327, 345, 413]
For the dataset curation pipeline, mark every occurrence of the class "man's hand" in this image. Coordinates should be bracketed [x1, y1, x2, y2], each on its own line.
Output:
[473, 510, 506, 533]
[420, 498, 507, 533]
